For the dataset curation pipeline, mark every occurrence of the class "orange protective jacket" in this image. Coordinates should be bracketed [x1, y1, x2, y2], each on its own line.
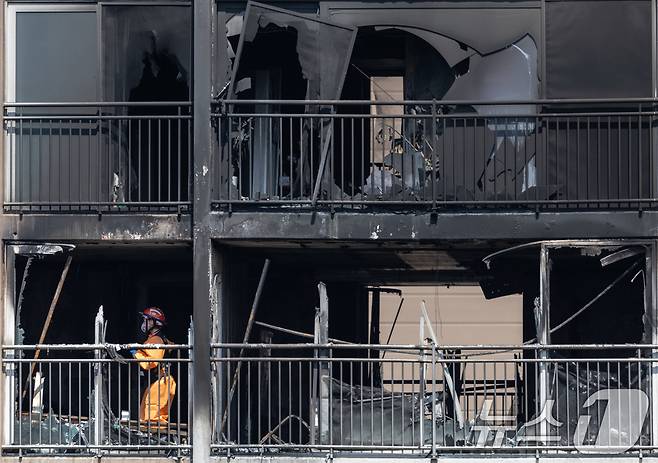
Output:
[134, 333, 177, 423]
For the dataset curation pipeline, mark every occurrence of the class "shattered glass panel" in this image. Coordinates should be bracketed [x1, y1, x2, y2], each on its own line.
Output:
[231, 2, 355, 101]
[14, 414, 86, 451]
[326, 6, 540, 56]
[443, 35, 538, 110]
[324, 6, 541, 203]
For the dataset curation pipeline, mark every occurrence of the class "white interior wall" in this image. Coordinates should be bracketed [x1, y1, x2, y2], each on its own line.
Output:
[376, 285, 522, 422]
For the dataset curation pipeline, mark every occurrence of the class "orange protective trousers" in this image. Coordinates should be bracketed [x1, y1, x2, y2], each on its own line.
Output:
[135, 334, 177, 423]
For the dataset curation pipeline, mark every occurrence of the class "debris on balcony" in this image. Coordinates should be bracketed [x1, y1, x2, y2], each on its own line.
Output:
[515, 361, 651, 448]
[323, 376, 469, 446]
[13, 414, 85, 450]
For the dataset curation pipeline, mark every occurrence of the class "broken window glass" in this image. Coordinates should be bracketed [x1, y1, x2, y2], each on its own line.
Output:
[225, 1, 356, 201]
[230, 2, 355, 101]
[335, 22, 539, 203]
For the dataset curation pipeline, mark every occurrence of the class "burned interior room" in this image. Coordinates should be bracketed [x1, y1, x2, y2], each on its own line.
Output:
[217, 0, 652, 209]
[8, 245, 192, 451]
[212, 241, 653, 451]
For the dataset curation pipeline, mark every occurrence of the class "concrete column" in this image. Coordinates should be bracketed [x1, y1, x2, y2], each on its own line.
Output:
[192, 0, 213, 456]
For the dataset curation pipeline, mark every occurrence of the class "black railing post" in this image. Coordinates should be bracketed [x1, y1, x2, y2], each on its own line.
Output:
[431, 99, 438, 211]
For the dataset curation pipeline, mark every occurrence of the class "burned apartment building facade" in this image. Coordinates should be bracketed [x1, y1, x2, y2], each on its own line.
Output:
[2, 0, 658, 462]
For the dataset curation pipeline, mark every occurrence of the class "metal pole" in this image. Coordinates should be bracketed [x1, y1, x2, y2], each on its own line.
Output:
[93, 306, 104, 453]
[638, 0, 658, 205]
[419, 317, 425, 449]
[420, 301, 464, 429]
[311, 114, 334, 206]
[187, 320, 194, 444]
[23, 255, 72, 399]
[370, 289, 381, 386]
[316, 282, 329, 445]
[538, 244, 551, 446]
[254, 320, 351, 344]
[220, 258, 271, 433]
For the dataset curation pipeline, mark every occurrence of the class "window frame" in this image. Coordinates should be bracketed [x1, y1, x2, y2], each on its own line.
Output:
[5, 3, 100, 104]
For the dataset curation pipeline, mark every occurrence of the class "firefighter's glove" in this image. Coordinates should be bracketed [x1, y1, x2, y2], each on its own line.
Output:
[105, 344, 128, 364]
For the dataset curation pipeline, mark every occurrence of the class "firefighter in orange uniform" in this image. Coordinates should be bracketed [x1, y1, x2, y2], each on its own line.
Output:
[132, 307, 177, 423]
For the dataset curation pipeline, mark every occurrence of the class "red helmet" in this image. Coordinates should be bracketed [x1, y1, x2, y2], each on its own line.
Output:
[141, 306, 166, 325]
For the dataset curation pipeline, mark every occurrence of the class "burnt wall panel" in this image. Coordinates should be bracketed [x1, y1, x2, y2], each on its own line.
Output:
[545, 0, 652, 98]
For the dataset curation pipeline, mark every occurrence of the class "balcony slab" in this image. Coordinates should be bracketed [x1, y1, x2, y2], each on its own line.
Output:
[0, 214, 191, 242]
[210, 210, 658, 242]
[215, 456, 658, 463]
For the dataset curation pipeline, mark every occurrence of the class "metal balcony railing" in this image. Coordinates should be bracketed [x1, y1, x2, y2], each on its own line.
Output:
[211, 343, 655, 456]
[213, 99, 657, 211]
[1, 343, 191, 456]
[3, 103, 192, 213]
